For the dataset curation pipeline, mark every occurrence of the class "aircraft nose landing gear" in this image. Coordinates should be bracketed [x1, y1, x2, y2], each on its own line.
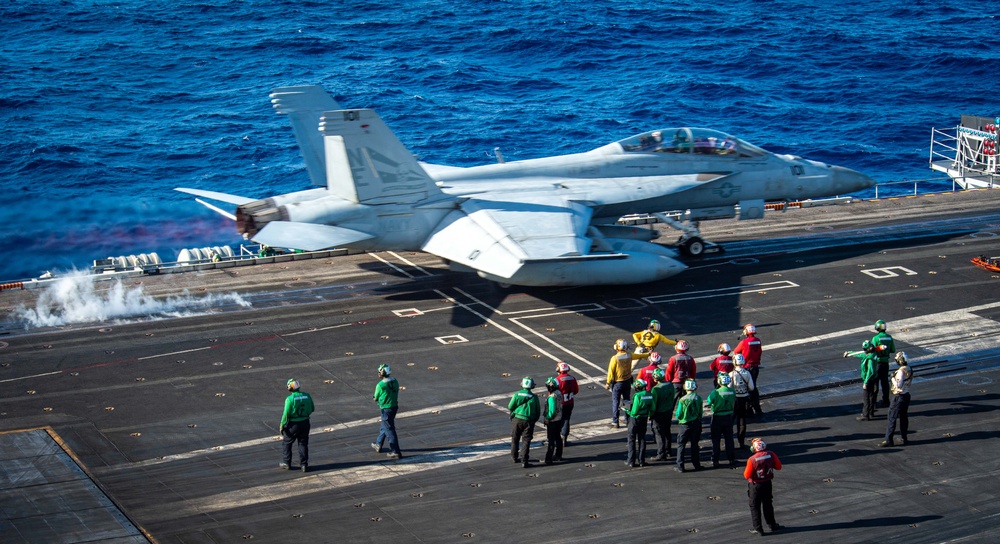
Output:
[652, 213, 722, 257]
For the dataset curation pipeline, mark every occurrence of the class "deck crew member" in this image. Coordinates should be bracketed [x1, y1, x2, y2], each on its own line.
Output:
[650, 368, 676, 461]
[509, 377, 541, 468]
[871, 320, 896, 407]
[665, 340, 696, 411]
[706, 373, 737, 468]
[555, 362, 579, 446]
[625, 378, 656, 467]
[606, 339, 650, 428]
[543, 377, 564, 464]
[880, 352, 913, 447]
[844, 340, 879, 421]
[632, 319, 678, 353]
[744, 438, 783, 536]
[372, 364, 402, 460]
[733, 324, 764, 416]
[710, 342, 734, 380]
[279, 378, 315, 472]
[674, 379, 703, 473]
[730, 354, 756, 449]
[636, 352, 662, 392]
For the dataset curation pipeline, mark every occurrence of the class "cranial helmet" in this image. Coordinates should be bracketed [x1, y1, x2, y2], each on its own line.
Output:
[652, 368, 666, 381]
[718, 374, 732, 387]
[744, 324, 757, 335]
[378, 364, 391, 377]
[614, 339, 628, 351]
[521, 376, 535, 389]
[718, 342, 732, 354]
[862, 340, 874, 351]
[649, 319, 661, 332]
[286, 379, 300, 391]
[649, 352, 662, 364]
[751, 438, 767, 452]
[545, 376, 558, 388]
[875, 319, 887, 332]
[683, 378, 697, 391]
[634, 378, 647, 391]
[895, 351, 908, 365]
[733, 354, 746, 366]
[675, 340, 689, 352]
[556, 362, 571, 373]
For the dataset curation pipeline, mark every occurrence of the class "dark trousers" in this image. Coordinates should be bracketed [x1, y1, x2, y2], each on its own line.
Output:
[710, 413, 735, 464]
[545, 421, 563, 463]
[282, 419, 310, 466]
[876, 361, 890, 406]
[611, 381, 631, 424]
[862, 379, 878, 418]
[884, 392, 911, 443]
[676, 420, 702, 469]
[560, 403, 574, 440]
[626, 416, 648, 465]
[376, 406, 400, 454]
[651, 411, 672, 459]
[748, 480, 777, 531]
[749, 366, 762, 414]
[733, 397, 751, 447]
[511, 418, 534, 463]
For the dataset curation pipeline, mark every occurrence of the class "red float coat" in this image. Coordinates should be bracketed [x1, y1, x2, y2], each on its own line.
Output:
[666, 353, 696, 385]
[734, 335, 762, 368]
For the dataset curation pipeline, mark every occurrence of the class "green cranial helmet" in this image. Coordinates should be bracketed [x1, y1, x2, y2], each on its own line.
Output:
[649, 319, 661, 332]
[286, 379, 300, 391]
[521, 376, 535, 389]
[862, 340, 874, 351]
[545, 377, 558, 387]
[652, 368, 666, 381]
[874, 319, 887, 332]
[633, 378, 647, 391]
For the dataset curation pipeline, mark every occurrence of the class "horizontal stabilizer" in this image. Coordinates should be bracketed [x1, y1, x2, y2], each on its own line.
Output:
[253, 221, 374, 252]
[175, 187, 255, 206]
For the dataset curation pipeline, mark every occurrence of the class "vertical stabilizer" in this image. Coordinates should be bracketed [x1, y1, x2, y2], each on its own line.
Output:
[270, 86, 341, 187]
[319, 109, 441, 205]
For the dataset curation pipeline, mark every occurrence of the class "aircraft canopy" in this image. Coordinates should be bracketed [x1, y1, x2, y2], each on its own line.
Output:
[618, 128, 767, 158]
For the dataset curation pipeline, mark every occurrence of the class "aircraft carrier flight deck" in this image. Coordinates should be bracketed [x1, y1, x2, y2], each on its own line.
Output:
[2, 188, 1000, 543]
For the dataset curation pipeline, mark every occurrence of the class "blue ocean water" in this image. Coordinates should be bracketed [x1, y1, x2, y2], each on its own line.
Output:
[1, 1, 997, 281]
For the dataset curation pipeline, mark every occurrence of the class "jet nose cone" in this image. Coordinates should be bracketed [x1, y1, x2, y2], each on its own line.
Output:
[656, 255, 687, 280]
[831, 165, 877, 194]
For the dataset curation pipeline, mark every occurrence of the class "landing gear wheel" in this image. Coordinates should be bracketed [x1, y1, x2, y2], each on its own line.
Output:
[682, 237, 705, 257]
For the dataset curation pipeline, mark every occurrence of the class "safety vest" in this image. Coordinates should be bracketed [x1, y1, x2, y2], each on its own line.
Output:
[748, 451, 777, 483]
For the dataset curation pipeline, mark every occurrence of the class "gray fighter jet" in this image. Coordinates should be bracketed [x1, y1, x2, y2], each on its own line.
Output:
[178, 86, 875, 287]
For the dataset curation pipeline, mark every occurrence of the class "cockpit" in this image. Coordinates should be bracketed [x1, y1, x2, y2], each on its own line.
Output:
[618, 128, 767, 158]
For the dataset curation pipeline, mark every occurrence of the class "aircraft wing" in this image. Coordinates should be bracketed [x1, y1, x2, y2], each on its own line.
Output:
[253, 221, 375, 252]
[421, 195, 594, 279]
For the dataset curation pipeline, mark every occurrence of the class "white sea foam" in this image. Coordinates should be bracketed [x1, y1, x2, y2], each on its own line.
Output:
[13, 272, 251, 328]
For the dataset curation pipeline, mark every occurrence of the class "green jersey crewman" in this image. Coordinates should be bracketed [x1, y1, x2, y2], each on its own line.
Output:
[844, 340, 879, 421]
[674, 378, 703, 472]
[625, 378, 656, 467]
[871, 319, 896, 407]
[280, 378, 315, 472]
[372, 364, 402, 459]
[509, 377, 541, 468]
